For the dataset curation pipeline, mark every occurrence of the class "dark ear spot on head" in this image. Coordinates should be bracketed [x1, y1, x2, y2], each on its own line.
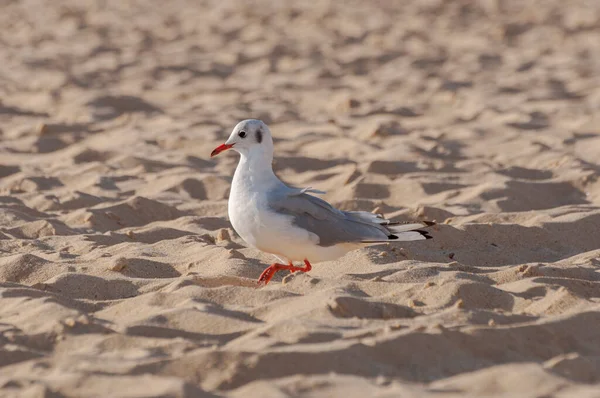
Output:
[256, 128, 263, 143]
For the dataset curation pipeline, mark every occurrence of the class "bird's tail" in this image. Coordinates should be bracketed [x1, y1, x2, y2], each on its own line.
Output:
[387, 230, 432, 241]
[362, 221, 434, 243]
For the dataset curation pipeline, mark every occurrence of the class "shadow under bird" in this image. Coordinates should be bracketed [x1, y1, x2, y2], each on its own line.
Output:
[211, 119, 433, 284]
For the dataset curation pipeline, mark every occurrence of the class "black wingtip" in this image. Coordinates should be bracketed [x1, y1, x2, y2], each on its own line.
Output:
[416, 230, 433, 239]
[381, 220, 436, 227]
[388, 234, 399, 240]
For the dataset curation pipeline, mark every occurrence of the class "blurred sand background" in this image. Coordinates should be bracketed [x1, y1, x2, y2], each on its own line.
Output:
[1, 0, 600, 396]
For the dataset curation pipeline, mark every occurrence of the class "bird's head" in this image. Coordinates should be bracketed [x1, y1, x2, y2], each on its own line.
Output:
[211, 119, 273, 158]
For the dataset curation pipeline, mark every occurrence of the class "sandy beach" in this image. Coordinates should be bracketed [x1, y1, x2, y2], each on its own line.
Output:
[1, 0, 600, 396]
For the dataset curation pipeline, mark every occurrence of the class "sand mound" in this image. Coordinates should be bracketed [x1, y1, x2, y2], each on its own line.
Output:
[64, 196, 185, 232]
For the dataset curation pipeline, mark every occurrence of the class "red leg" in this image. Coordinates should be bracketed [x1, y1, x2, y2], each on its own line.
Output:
[257, 263, 289, 285]
[257, 259, 313, 285]
[303, 259, 312, 272]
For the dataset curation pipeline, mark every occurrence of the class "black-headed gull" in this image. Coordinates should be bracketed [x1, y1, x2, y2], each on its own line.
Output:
[211, 119, 433, 284]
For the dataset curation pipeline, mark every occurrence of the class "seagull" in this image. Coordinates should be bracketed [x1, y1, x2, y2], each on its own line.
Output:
[211, 119, 433, 285]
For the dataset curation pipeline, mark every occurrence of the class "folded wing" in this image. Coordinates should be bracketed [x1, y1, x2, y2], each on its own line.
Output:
[269, 188, 433, 247]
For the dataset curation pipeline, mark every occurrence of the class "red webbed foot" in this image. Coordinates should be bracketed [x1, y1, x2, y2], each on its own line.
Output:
[257, 259, 313, 285]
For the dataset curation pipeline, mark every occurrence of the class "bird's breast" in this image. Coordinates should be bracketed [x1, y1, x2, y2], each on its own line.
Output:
[228, 183, 267, 248]
[228, 162, 295, 254]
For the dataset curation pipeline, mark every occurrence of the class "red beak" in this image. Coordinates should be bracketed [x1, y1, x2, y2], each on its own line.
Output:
[211, 143, 234, 157]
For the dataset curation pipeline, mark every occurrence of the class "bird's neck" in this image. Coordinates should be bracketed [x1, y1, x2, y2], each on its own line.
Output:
[233, 149, 278, 189]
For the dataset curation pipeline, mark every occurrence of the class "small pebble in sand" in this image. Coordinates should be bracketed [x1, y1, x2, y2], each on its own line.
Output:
[336, 97, 360, 113]
[448, 252, 455, 259]
[389, 323, 403, 331]
[488, 319, 496, 326]
[126, 230, 135, 239]
[227, 249, 246, 259]
[433, 323, 445, 331]
[363, 120, 405, 138]
[454, 299, 465, 308]
[216, 228, 231, 242]
[108, 257, 127, 272]
[518, 264, 542, 277]
[36, 123, 48, 135]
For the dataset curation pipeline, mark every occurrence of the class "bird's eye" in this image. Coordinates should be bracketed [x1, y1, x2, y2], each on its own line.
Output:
[238, 131, 246, 138]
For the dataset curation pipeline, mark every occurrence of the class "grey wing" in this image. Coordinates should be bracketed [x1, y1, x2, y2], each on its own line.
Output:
[269, 191, 392, 247]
